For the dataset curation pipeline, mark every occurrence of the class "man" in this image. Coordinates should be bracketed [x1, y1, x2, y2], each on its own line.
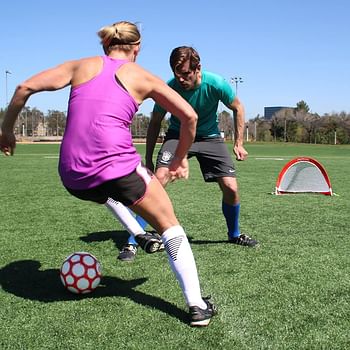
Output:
[117, 46, 258, 261]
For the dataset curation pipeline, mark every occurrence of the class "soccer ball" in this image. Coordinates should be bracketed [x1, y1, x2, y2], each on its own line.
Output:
[60, 252, 102, 294]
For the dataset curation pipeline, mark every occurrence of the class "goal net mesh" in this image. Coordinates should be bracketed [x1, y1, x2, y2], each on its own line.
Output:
[276, 158, 332, 195]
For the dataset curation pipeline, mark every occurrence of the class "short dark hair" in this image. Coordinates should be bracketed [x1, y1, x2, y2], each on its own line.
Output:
[169, 46, 200, 74]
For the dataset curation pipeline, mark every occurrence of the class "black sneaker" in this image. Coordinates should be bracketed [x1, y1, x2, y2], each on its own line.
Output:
[135, 232, 162, 254]
[118, 244, 137, 262]
[189, 297, 218, 327]
[147, 231, 165, 252]
[228, 234, 259, 247]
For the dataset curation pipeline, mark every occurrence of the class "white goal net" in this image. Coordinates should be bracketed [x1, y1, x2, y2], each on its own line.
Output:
[275, 157, 333, 195]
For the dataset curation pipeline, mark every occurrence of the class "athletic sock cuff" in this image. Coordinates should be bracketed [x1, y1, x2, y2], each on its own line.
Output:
[222, 201, 240, 209]
[161, 225, 186, 243]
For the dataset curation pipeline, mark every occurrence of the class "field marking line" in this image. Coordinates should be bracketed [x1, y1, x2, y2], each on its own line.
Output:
[255, 157, 285, 161]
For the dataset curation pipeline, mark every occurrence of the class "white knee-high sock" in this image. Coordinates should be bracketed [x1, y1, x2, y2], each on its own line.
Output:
[105, 198, 145, 237]
[162, 226, 206, 309]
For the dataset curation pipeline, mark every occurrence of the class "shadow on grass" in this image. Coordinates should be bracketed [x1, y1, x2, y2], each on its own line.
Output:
[81, 231, 229, 247]
[0, 260, 188, 324]
[188, 236, 228, 244]
[80, 230, 129, 250]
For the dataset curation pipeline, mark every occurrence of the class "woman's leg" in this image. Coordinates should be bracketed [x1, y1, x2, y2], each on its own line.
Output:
[130, 177, 207, 309]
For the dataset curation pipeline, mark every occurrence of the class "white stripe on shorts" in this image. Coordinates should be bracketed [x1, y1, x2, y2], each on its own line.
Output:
[136, 162, 152, 185]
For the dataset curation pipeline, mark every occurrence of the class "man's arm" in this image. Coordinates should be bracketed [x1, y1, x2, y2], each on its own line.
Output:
[145, 109, 166, 172]
[227, 96, 248, 161]
[146, 76, 197, 176]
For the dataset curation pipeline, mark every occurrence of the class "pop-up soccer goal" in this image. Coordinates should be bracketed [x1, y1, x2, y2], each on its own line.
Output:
[275, 157, 333, 195]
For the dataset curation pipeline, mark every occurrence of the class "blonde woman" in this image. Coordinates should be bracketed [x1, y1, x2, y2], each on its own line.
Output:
[0, 21, 216, 327]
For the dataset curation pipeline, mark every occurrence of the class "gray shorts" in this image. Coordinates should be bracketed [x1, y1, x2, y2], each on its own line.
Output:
[156, 135, 236, 182]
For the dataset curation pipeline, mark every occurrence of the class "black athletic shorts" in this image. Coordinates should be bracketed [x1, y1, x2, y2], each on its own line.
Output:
[65, 163, 153, 206]
[156, 131, 236, 182]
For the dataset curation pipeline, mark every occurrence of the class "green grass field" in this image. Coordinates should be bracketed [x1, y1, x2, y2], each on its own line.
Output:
[1, 142, 350, 350]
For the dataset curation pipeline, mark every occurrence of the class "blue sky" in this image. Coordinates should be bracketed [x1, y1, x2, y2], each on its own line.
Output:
[1, 0, 349, 119]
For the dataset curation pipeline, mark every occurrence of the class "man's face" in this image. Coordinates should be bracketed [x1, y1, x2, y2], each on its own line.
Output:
[173, 61, 200, 90]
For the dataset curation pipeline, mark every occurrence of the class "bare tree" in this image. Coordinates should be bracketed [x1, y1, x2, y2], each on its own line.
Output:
[47, 110, 66, 136]
[218, 110, 233, 139]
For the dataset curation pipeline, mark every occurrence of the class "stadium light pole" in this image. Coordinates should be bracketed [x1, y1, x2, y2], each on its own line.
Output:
[231, 76, 243, 96]
[5, 70, 12, 107]
[254, 120, 257, 141]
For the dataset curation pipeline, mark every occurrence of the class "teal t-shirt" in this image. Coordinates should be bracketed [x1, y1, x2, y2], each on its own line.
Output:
[153, 71, 235, 137]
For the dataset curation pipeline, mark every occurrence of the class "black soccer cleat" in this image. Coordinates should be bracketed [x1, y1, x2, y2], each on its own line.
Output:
[117, 244, 138, 262]
[147, 230, 165, 252]
[135, 232, 162, 254]
[189, 296, 218, 327]
[228, 233, 259, 247]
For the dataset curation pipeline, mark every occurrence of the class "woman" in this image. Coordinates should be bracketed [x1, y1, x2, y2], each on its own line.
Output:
[0, 21, 216, 326]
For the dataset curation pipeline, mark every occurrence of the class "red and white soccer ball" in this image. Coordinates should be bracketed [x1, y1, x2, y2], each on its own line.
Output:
[60, 252, 102, 294]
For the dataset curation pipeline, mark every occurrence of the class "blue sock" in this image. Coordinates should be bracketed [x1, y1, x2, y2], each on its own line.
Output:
[127, 213, 148, 246]
[222, 202, 240, 238]
[127, 235, 138, 245]
[135, 215, 148, 230]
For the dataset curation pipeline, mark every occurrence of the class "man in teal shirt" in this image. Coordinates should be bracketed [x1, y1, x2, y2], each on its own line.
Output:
[118, 46, 258, 261]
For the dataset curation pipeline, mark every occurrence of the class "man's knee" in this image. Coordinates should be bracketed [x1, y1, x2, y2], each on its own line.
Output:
[219, 177, 239, 195]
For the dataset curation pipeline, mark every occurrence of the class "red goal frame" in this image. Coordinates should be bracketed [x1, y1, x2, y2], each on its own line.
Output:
[275, 157, 333, 196]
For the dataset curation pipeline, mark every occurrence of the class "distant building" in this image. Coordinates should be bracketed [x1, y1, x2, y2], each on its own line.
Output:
[264, 106, 294, 120]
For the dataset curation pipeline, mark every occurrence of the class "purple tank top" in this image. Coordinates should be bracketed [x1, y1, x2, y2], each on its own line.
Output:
[59, 56, 141, 189]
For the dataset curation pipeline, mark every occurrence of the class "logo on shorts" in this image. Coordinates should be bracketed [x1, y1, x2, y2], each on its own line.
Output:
[161, 151, 173, 163]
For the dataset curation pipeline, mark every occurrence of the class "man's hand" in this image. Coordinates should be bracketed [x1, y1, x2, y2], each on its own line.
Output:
[168, 157, 189, 182]
[233, 144, 248, 161]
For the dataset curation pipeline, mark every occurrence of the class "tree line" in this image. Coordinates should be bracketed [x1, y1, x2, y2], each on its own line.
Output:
[0, 107, 67, 137]
[1, 100, 349, 144]
[219, 101, 350, 144]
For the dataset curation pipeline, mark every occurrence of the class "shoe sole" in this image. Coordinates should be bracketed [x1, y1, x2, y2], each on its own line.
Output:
[190, 318, 211, 327]
[228, 240, 259, 247]
[118, 256, 136, 262]
[144, 240, 161, 254]
[158, 243, 165, 252]
[147, 232, 165, 252]
[117, 252, 137, 261]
